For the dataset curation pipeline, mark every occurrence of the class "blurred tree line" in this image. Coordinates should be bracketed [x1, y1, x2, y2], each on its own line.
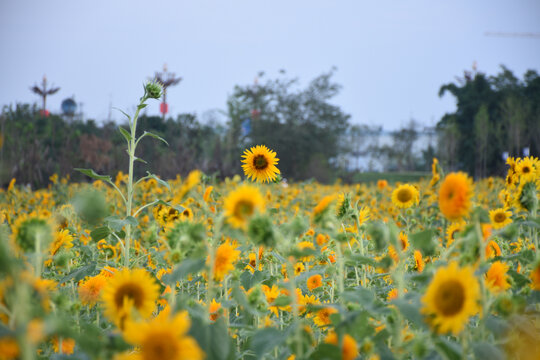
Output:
[437, 66, 540, 178]
[0, 69, 350, 188]
[1, 66, 538, 188]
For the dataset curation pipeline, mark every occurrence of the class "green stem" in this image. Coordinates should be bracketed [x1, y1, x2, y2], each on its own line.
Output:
[124, 97, 147, 268]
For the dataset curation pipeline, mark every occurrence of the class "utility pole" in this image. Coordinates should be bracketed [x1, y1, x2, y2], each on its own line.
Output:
[30, 75, 60, 117]
[153, 64, 182, 121]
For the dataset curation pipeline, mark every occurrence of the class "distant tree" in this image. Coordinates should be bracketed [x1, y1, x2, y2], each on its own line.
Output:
[225, 69, 350, 181]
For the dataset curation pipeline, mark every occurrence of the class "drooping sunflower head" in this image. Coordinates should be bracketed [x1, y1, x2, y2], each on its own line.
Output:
[241, 145, 280, 183]
[421, 261, 481, 335]
[102, 268, 160, 329]
[513, 178, 539, 213]
[224, 184, 265, 229]
[438, 172, 473, 221]
[391, 184, 419, 209]
[489, 208, 512, 230]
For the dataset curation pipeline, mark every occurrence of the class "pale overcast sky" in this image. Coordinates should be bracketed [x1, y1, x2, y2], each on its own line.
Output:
[1, 0, 539, 130]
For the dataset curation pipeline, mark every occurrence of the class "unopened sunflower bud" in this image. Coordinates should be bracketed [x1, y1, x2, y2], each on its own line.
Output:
[145, 81, 163, 99]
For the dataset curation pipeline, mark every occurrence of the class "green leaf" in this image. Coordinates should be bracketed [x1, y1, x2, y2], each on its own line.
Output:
[145, 172, 171, 191]
[435, 338, 462, 360]
[240, 270, 267, 290]
[139, 131, 169, 146]
[472, 343, 504, 360]
[112, 107, 131, 121]
[410, 229, 436, 256]
[134, 156, 147, 164]
[345, 254, 377, 267]
[74, 168, 112, 182]
[118, 126, 132, 142]
[90, 226, 110, 241]
[163, 258, 206, 284]
[105, 216, 138, 232]
[249, 327, 290, 358]
[59, 262, 96, 284]
[273, 295, 291, 307]
[309, 343, 341, 360]
[391, 297, 425, 328]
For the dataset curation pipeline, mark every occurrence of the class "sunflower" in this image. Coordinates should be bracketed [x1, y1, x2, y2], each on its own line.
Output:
[79, 274, 108, 307]
[377, 179, 388, 190]
[446, 221, 466, 247]
[489, 208, 512, 229]
[123, 307, 204, 360]
[313, 306, 338, 327]
[102, 268, 160, 328]
[421, 261, 481, 335]
[414, 250, 425, 273]
[307, 274, 323, 291]
[513, 178, 539, 213]
[438, 172, 473, 221]
[313, 195, 337, 217]
[325, 332, 358, 360]
[210, 241, 240, 282]
[530, 262, 540, 291]
[241, 145, 280, 183]
[224, 185, 265, 229]
[391, 184, 419, 209]
[515, 156, 537, 181]
[485, 240, 502, 258]
[485, 261, 510, 293]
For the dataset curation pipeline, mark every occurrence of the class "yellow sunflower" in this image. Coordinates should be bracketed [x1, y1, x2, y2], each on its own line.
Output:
[102, 268, 160, 329]
[438, 172, 473, 221]
[307, 274, 323, 291]
[485, 261, 510, 293]
[325, 332, 358, 360]
[515, 156, 537, 181]
[489, 208, 512, 229]
[313, 195, 337, 217]
[210, 241, 241, 282]
[79, 274, 108, 307]
[241, 145, 280, 183]
[414, 250, 425, 273]
[530, 262, 540, 291]
[421, 261, 481, 335]
[391, 184, 419, 209]
[446, 221, 466, 247]
[313, 306, 338, 327]
[123, 307, 204, 360]
[224, 185, 265, 229]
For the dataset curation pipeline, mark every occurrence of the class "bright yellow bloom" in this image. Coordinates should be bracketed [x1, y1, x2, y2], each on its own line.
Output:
[313, 306, 338, 327]
[307, 274, 323, 291]
[101, 268, 160, 329]
[224, 185, 265, 229]
[325, 332, 358, 360]
[123, 307, 204, 360]
[485, 261, 510, 293]
[241, 145, 280, 183]
[438, 172, 473, 221]
[79, 274, 108, 307]
[421, 261, 481, 335]
[489, 208, 512, 229]
[210, 241, 241, 282]
[391, 184, 419, 209]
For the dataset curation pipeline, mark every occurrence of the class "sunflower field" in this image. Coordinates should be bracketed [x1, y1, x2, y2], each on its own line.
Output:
[1, 83, 539, 360]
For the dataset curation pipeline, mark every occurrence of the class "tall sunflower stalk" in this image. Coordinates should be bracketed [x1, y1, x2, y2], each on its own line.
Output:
[122, 82, 163, 268]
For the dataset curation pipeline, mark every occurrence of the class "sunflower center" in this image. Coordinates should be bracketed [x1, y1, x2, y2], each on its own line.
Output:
[114, 282, 144, 309]
[494, 212, 506, 223]
[253, 155, 269, 170]
[397, 189, 413, 203]
[234, 200, 254, 219]
[435, 280, 465, 316]
[522, 166, 531, 174]
[142, 333, 178, 360]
